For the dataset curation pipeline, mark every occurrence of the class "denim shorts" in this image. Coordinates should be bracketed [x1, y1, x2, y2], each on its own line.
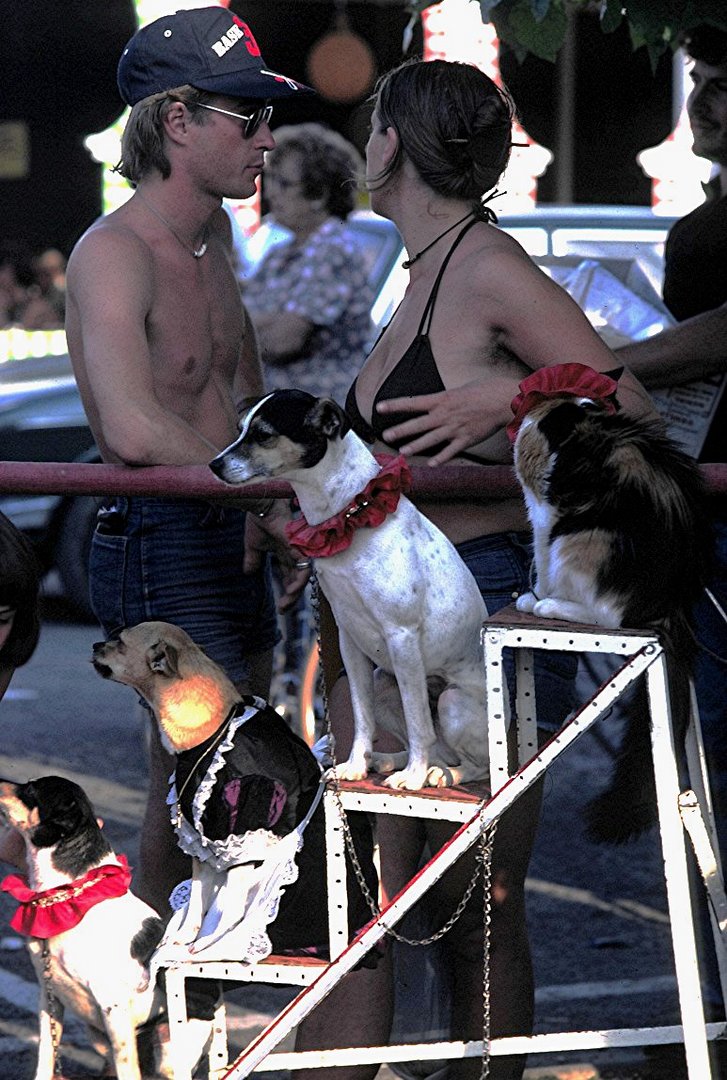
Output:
[455, 531, 577, 733]
[89, 496, 279, 687]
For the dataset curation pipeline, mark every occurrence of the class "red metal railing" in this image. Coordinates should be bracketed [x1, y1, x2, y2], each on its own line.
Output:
[0, 460, 725, 502]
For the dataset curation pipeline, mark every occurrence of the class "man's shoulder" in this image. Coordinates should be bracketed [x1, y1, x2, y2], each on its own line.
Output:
[670, 186, 727, 237]
[66, 210, 156, 309]
[71, 208, 147, 259]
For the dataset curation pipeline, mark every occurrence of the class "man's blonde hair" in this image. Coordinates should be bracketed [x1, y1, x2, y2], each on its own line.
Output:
[115, 85, 212, 185]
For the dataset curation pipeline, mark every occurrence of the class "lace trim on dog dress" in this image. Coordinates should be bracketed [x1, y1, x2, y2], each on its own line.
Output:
[156, 701, 325, 964]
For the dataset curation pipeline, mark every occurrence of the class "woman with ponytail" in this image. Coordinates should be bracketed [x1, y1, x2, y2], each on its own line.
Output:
[319, 58, 654, 1080]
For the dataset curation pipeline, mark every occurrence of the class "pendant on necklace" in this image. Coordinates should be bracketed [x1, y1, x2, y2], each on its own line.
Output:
[193, 240, 208, 259]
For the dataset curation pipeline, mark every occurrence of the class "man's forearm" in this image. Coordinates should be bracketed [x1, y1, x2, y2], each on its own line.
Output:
[616, 305, 727, 389]
[249, 309, 312, 363]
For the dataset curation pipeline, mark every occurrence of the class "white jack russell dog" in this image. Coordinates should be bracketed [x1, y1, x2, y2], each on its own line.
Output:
[210, 390, 492, 791]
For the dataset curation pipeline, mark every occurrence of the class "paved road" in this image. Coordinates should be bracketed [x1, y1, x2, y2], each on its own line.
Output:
[0, 598, 710, 1078]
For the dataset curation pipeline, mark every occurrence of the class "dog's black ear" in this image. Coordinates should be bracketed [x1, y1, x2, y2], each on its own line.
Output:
[29, 778, 95, 849]
[32, 814, 82, 849]
[308, 397, 351, 441]
[539, 400, 593, 451]
[148, 641, 179, 677]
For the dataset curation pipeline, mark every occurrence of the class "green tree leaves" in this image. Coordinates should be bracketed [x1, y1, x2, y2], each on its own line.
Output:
[412, 0, 727, 64]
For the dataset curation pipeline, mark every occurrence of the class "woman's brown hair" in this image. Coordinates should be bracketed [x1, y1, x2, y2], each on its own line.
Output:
[368, 59, 516, 219]
[0, 511, 40, 668]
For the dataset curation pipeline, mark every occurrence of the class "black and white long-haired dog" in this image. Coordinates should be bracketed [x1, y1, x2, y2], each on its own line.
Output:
[509, 363, 710, 843]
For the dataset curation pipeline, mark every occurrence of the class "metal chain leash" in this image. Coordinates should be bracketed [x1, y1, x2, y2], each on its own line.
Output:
[480, 812, 495, 1080]
[41, 940, 62, 1078]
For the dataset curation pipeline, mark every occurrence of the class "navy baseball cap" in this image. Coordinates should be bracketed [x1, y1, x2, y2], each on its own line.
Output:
[118, 6, 314, 106]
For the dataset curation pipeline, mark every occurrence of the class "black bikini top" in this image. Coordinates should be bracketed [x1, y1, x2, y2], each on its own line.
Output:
[345, 218, 492, 464]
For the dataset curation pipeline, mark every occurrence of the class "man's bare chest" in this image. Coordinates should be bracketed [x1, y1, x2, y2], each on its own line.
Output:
[147, 269, 244, 383]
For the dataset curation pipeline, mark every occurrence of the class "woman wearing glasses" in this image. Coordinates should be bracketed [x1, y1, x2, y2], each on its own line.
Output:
[242, 123, 374, 408]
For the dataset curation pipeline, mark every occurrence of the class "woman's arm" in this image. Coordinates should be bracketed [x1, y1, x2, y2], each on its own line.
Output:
[377, 248, 655, 464]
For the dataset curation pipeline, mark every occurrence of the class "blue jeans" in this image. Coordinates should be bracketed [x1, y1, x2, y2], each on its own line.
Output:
[455, 531, 578, 733]
[89, 496, 279, 687]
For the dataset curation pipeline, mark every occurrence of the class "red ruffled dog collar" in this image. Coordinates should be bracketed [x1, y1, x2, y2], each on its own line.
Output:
[1, 856, 132, 938]
[285, 454, 412, 558]
[507, 363, 621, 443]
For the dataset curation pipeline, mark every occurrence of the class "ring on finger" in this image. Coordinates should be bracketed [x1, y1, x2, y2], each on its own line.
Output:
[295, 560, 312, 570]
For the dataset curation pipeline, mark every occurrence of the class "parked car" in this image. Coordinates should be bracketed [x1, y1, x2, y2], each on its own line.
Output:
[0, 354, 101, 617]
[0, 205, 677, 619]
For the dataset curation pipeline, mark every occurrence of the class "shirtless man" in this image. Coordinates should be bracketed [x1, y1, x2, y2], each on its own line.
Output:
[65, 8, 314, 914]
[66, 12, 392, 1073]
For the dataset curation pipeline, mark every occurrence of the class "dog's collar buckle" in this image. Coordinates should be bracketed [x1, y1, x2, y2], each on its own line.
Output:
[344, 497, 371, 520]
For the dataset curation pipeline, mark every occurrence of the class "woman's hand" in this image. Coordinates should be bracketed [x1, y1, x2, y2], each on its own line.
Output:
[376, 378, 516, 465]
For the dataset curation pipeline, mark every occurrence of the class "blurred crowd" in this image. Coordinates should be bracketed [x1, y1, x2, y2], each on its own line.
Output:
[0, 242, 66, 330]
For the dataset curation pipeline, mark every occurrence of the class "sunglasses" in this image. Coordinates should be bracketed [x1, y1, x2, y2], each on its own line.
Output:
[194, 101, 273, 139]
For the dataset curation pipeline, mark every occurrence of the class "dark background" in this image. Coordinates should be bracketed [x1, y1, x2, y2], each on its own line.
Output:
[0, 1, 674, 259]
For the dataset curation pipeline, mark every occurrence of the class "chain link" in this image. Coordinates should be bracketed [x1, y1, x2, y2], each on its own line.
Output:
[329, 767, 496, 946]
[480, 814, 495, 1080]
[41, 940, 61, 1077]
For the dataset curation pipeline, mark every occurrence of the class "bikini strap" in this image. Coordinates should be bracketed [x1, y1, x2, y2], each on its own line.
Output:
[418, 216, 479, 336]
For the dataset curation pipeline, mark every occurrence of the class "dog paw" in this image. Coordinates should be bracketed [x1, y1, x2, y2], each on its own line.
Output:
[532, 598, 565, 620]
[329, 759, 369, 782]
[382, 769, 428, 791]
[515, 591, 537, 613]
[426, 765, 455, 788]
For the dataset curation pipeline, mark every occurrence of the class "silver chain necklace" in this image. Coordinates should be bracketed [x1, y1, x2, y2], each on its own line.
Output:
[136, 191, 209, 258]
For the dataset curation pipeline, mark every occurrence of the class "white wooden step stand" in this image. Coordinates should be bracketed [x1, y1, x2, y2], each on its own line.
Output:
[160, 606, 727, 1079]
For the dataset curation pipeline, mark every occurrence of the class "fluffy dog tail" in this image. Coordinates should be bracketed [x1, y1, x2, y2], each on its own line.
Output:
[584, 616, 694, 844]
[584, 436, 710, 846]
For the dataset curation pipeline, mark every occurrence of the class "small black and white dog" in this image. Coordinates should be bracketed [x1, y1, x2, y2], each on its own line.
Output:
[209, 389, 490, 792]
[0, 775, 210, 1080]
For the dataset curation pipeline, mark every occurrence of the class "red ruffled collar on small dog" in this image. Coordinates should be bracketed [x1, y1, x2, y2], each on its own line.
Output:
[507, 363, 620, 443]
[1, 856, 132, 938]
[285, 454, 412, 558]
